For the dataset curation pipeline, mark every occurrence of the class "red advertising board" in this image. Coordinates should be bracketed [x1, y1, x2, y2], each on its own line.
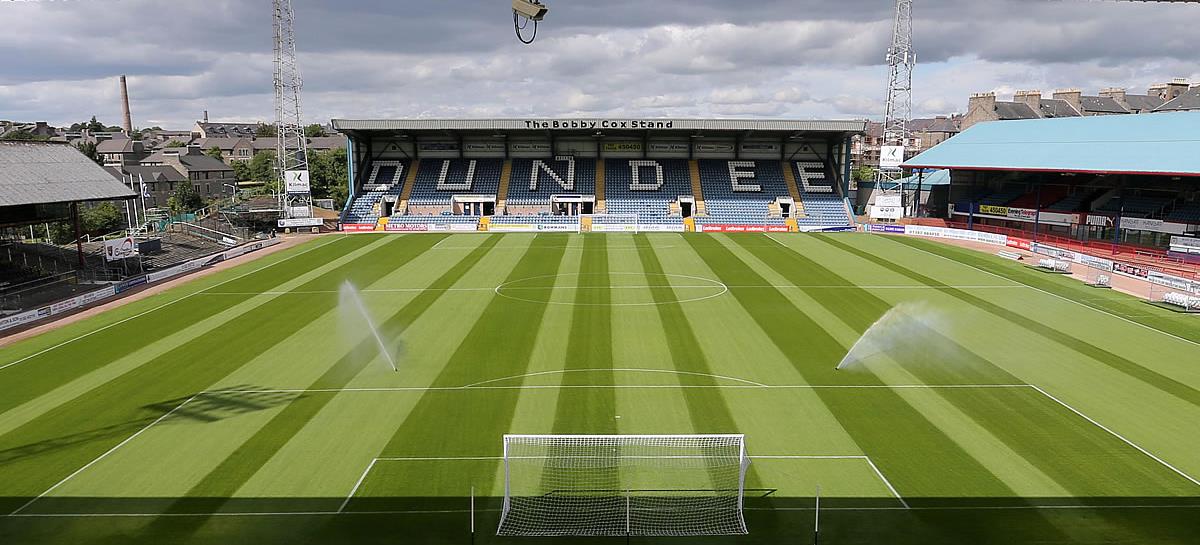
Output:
[702, 225, 791, 233]
[341, 224, 377, 232]
[1006, 237, 1031, 251]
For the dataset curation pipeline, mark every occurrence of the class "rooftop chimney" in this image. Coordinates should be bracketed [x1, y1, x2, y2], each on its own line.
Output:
[203, 110, 209, 123]
[1099, 87, 1128, 109]
[1052, 89, 1082, 113]
[1013, 90, 1043, 113]
[968, 92, 997, 115]
[119, 75, 133, 135]
[1165, 79, 1189, 100]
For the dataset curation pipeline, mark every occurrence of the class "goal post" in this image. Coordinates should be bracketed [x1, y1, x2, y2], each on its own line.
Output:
[497, 434, 751, 537]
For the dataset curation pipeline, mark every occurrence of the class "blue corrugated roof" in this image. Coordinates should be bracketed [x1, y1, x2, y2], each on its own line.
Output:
[902, 111, 1200, 177]
[858, 169, 949, 190]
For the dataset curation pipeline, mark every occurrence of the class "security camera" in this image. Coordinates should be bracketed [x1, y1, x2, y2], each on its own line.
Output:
[513, 0, 548, 21]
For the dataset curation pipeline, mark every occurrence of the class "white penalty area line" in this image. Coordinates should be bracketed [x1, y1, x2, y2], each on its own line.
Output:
[464, 368, 770, 388]
[754, 503, 1200, 512]
[14, 503, 1200, 518]
[344, 454, 908, 512]
[0, 236, 348, 373]
[1029, 385, 1200, 489]
[198, 285, 1027, 296]
[202, 384, 1034, 395]
[8, 395, 200, 516]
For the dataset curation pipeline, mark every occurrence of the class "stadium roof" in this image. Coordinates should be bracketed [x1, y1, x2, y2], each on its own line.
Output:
[332, 118, 866, 134]
[902, 111, 1200, 177]
[0, 141, 135, 207]
[857, 169, 950, 191]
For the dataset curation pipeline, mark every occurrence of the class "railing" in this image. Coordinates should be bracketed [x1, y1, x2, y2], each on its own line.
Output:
[947, 221, 1199, 279]
[169, 222, 244, 245]
[0, 270, 77, 297]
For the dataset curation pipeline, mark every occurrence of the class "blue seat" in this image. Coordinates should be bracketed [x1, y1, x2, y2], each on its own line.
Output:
[604, 159, 692, 218]
[507, 159, 597, 205]
[408, 159, 504, 207]
[343, 159, 411, 223]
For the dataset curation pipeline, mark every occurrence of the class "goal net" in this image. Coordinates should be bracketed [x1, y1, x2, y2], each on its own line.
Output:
[497, 434, 750, 537]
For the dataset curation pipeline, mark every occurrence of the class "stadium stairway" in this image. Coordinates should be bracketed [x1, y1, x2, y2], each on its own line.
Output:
[688, 160, 707, 216]
[396, 159, 420, 216]
[497, 160, 512, 212]
[595, 160, 606, 213]
[780, 161, 804, 202]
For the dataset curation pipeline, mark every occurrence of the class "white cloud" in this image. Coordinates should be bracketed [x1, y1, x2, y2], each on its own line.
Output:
[2, 0, 1198, 127]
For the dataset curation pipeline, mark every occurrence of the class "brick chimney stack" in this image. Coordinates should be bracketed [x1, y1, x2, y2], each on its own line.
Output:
[1099, 87, 1129, 109]
[1052, 89, 1082, 113]
[968, 92, 996, 114]
[1013, 90, 1042, 113]
[1164, 79, 1189, 100]
[119, 75, 133, 135]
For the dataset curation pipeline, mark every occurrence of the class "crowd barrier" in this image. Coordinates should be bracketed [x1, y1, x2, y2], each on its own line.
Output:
[863, 223, 1200, 297]
[0, 238, 282, 333]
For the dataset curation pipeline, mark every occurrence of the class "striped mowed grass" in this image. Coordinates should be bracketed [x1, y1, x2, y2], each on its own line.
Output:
[1, 232, 1198, 545]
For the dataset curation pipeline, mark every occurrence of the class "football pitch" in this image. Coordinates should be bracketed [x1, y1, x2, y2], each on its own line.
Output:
[1, 232, 1198, 544]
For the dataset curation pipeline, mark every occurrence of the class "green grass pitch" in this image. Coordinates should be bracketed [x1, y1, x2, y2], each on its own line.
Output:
[1, 232, 1198, 544]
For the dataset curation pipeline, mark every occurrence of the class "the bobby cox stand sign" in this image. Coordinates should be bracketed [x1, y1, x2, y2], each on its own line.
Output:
[523, 119, 675, 130]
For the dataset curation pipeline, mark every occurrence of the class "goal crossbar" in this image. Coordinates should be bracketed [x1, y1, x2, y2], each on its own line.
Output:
[498, 434, 751, 537]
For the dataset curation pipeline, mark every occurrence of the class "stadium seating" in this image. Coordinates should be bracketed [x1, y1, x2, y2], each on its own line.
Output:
[1097, 195, 1171, 218]
[1166, 202, 1200, 224]
[1007, 186, 1069, 209]
[603, 159, 692, 217]
[506, 158, 597, 206]
[491, 214, 579, 226]
[344, 160, 409, 224]
[977, 188, 1026, 206]
[1045, 190, 1099, 212]
[387, 214, 480, 225]
[408, 159, 504, 206]
[695, 160, 789, 227]
[789, 161, 851, 227]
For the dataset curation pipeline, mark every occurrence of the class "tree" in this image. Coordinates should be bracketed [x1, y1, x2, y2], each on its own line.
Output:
[255, 123, 278, 137]
[1, 130, 47, 141]
[303, 124, 326, 138]
[167, 182, 204, 213]
[204, 146, 226, 161]
[86, 116, 105, 132]
[852, 166, 878, 183]
[246, 150, 279, 196]
[307, 147, 349, 208]
[165, 140, 187, 148]
[232, 160, 252, 183]
[75, 141, 101, 165]
[81, 202, 125, 234]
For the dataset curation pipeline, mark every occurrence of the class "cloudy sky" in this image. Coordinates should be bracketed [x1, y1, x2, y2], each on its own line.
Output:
[1, 0, 1198, 129]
